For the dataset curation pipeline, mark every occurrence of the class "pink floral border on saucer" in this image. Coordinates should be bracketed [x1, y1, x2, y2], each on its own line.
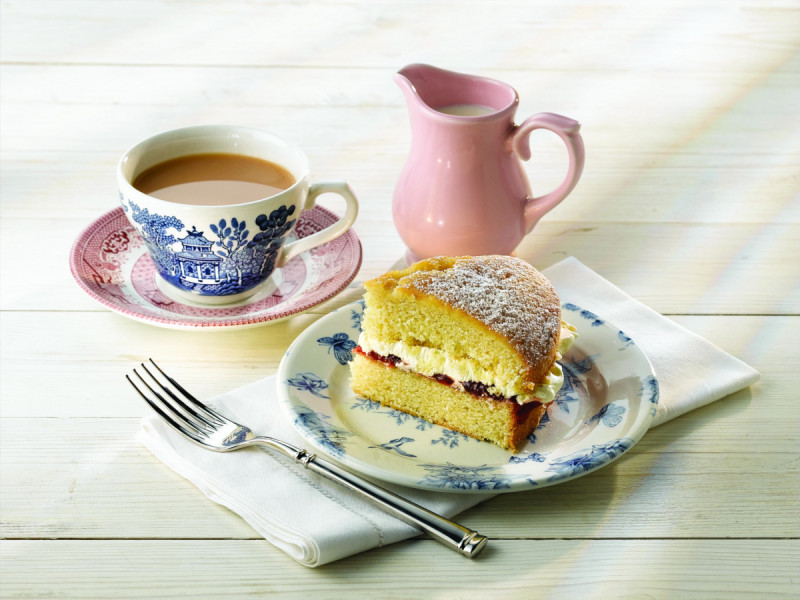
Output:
[69, 207, 362, 330]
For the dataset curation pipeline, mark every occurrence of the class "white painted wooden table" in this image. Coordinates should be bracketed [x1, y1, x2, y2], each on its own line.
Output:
[1, 1, 798, 597]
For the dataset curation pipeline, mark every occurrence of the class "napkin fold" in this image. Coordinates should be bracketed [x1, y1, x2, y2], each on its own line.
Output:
[137, 257, 759, 567]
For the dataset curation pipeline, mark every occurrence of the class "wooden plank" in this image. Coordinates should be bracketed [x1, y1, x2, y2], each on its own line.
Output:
[1, 59, 797, 225]
[1, 539, 798, 599]
[1, 416, 796, 540]
[6, 63, 796, 110]
[2, 0, 797, 72]
[2, 222, 799, 314]
[0, 314, 792, 417]
[0, 311, 321, 417]
[2, 138, 798, 225]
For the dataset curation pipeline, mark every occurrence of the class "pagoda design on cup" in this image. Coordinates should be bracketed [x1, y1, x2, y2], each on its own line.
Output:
[121, 198, 298, 300]
[176, 227, 224, 286]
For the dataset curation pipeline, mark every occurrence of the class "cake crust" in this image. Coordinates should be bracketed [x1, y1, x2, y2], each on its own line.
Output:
[366, 256, 561, 385]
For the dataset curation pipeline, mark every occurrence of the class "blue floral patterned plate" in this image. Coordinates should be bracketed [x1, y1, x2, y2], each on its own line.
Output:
[277, 301, 658, 493]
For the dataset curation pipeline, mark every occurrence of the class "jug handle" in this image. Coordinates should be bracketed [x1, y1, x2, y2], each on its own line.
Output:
[510, 113, 585, 233]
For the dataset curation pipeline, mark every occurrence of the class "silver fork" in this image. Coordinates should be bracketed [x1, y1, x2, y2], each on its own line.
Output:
[127, 359, 487, 558]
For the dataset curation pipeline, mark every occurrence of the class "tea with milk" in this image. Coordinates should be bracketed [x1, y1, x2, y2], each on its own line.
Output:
[133, 153, 296, 206]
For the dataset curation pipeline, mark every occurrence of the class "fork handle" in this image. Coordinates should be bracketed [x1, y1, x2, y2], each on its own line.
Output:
[291, 448, 488, 558]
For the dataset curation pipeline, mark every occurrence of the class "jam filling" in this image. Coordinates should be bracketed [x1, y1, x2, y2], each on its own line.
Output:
[355, 346, 538, 407]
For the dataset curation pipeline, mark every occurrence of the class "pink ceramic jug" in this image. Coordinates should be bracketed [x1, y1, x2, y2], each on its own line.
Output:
[393, 64, 585, 260]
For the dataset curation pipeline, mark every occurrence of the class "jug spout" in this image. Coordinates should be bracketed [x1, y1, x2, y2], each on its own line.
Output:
[393, 67, 421, 110]
[394, 63, 518, 116]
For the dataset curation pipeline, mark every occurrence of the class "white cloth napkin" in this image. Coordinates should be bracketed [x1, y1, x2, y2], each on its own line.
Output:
[545, 257, 760, 426]
[137, 257, 759, 566]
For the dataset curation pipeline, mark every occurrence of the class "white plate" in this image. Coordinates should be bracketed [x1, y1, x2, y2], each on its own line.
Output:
[277, 301, 658, 493]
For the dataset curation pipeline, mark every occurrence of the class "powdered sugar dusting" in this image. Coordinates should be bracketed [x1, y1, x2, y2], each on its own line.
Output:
[399, 256, 561, 378]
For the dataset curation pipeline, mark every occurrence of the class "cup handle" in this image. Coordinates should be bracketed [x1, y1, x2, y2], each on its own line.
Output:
[276, 181, 359, 268]
[510, 112, 585, 233]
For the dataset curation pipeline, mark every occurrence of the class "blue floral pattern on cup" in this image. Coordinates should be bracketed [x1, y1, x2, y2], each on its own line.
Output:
[278, 301, 659, 493]
[123, 199, 296, 297]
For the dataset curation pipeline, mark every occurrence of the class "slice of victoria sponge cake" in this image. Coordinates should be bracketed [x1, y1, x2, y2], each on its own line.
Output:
[349, 255, 577, 451]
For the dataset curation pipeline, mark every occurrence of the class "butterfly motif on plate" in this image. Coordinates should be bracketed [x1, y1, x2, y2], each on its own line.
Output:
[317, 332, 357, 365]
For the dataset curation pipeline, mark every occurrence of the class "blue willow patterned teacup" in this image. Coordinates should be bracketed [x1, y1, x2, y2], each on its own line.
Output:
[117, 125, 358, 304]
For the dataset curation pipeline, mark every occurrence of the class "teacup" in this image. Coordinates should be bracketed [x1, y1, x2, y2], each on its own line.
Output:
[117, 125, 358, 304]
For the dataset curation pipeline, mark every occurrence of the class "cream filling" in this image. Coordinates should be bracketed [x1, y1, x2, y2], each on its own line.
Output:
[358, 320, 578, 405]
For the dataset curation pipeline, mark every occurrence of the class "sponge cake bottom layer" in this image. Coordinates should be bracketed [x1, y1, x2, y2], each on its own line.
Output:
[350, 352, 547, 451]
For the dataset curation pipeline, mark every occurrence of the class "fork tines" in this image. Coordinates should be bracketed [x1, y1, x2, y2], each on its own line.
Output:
[127, 359, 222, 443]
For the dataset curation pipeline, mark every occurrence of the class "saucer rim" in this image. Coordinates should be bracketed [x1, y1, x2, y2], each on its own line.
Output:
[69, 206, 362, 330]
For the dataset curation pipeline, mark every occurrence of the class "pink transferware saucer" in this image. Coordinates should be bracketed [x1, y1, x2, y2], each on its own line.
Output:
[69, 207, 362, 330]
